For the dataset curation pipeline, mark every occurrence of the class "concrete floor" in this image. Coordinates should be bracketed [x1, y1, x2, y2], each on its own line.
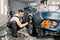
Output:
[0, 27, 60, 40]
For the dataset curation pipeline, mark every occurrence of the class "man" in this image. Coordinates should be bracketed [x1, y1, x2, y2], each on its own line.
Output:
[8, 9, 28, 38]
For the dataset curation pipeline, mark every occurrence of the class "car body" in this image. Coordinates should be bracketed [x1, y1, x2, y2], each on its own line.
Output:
[24, 3, 60, 37]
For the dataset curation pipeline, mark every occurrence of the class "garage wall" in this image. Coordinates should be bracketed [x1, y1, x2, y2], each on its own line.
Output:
[0, 1, 1, 13]
[9, 0, 26, 13]
[0, 0, 8, 27]
[34, 0, 41, 4]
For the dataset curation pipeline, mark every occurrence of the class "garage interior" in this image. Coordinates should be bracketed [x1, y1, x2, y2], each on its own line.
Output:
[0, 0, 60, 40]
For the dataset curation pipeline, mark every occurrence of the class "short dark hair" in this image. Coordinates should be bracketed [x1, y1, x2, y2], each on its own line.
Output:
[18, 9, 24, 12]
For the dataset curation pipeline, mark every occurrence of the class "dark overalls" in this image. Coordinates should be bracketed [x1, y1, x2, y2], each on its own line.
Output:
[7, 16, 22, 36]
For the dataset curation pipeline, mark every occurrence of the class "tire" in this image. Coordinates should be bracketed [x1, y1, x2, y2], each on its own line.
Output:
[28, 15, 34, 36]
[28, 23, 34, 35]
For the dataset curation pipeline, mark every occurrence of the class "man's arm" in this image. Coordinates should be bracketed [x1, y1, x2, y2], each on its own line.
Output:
[16, 21, 28, 28]
[13, 17, 28, 28]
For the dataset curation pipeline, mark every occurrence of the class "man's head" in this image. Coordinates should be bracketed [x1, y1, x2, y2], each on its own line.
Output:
[18, 9, 24, 18]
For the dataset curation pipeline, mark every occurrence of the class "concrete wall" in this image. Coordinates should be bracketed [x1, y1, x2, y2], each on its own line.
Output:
[0, 1, 1, 13]
[34, 0, 41, 4]
[9, 0, 26, 13]
[0, 0, 8, 27]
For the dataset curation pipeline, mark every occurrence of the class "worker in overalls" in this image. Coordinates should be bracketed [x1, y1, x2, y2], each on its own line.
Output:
[7, 9, 28, 38]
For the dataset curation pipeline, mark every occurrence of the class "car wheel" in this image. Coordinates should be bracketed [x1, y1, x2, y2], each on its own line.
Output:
[28, 15, 34, 35]
[28, 23, 33, 35]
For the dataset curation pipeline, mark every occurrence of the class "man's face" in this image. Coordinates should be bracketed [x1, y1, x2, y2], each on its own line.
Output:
[19, 12, 24, 17]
